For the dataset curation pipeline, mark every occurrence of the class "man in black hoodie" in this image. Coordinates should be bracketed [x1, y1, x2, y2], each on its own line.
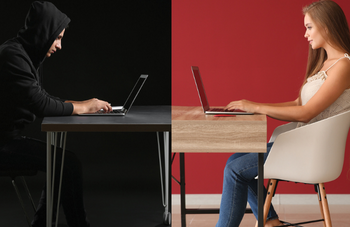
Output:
[0, 1, 111, 226]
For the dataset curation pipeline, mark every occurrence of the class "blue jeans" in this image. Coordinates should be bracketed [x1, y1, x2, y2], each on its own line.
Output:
[0, 136, 90, 227]
[216, 142, 278, 227]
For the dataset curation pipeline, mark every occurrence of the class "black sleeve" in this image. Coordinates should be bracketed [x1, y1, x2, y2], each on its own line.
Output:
[2, 48, 73, 117]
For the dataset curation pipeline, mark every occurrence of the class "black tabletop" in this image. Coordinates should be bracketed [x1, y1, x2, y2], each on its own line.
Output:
[41, 105, 171, 132]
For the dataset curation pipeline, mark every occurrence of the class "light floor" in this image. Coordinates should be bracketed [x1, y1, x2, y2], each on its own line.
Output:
[172, 204, 350, 227]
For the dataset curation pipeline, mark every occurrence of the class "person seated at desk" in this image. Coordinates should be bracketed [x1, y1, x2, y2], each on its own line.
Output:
[0, 1, 112, 226]
[216, 1, 350, 227]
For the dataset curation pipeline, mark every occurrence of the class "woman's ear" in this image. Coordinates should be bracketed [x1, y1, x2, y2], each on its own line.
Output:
[324, 27, 328, 34]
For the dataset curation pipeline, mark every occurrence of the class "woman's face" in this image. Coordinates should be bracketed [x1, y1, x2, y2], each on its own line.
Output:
[304, 13, 326, 49]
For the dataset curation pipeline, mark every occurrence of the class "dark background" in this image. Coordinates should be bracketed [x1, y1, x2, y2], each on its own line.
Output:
[0, 0, 171, 226]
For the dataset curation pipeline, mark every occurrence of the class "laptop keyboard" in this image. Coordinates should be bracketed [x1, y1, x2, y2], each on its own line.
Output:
[209, 108, 245, 112]
[112, 109, 123, 113]
[96, 109, 124, 114]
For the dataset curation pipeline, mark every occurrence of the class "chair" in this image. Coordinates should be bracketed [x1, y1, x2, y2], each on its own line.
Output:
[0, 167, 38, 227]
[263, 110, 350, 227]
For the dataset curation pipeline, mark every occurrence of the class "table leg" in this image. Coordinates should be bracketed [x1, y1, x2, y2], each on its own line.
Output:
[47, 132, 52, 227]
[258, 153, 264, 227]
[157, 132, 172, 225]
[180, 153, 186, 227]
[164, 131, 171, 225]
[46, 132, 67, 227]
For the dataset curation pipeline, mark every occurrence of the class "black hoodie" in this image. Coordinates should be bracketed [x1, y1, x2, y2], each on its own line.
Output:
[0, 1, 73, 141]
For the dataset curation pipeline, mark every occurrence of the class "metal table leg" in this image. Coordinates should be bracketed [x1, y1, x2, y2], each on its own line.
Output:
[157, 131, 171, 225]
[46, 132, 52, 227]
[180, 153, 186, 227]
[46, 132, 67, 227]
[258, 153, 264, 227]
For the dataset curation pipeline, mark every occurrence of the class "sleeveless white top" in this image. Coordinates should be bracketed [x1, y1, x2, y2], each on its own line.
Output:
[297, 53, 350, 127]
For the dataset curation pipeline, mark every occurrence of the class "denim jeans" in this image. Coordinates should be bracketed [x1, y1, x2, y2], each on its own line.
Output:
[216, 142, 278, 227]
[0, 136, 90, 227]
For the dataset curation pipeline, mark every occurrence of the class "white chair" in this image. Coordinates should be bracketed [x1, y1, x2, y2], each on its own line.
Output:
[263, 110, 350, 227]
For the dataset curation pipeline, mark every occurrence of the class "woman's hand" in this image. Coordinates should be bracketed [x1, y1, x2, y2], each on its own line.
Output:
[224, 99, 259, 113]
[69, 98, 113, 115]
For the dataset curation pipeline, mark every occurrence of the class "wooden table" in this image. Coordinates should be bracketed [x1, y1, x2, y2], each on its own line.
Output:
[172, 106, 267, 227]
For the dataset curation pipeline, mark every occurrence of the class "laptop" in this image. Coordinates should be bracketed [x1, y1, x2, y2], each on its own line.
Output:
[191, 66, 253, 115]
[80, 74, 148, 116]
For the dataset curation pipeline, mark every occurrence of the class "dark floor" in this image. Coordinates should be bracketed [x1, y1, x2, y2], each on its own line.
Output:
[0, 129, 171, 227]
[0, 172, 169, 227]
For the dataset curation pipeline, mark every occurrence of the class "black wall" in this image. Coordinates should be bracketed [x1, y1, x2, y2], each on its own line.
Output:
[1, 0, 170, 104]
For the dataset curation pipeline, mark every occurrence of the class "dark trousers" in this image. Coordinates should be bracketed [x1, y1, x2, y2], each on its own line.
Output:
[0, 136, 90, 227]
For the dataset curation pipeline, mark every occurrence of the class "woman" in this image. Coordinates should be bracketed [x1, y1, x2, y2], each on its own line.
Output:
[216, 1, 350, 227]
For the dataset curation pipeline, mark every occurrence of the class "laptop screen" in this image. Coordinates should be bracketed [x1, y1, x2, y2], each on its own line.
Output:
[123, 74, 148, 111]
[191, 66, 209, 111]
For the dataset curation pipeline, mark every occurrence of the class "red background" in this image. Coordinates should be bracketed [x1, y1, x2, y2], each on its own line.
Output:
[172, 0, 350, 194]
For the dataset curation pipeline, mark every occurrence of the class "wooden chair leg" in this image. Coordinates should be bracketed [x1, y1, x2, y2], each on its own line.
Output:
[263, 179, 277, 225]
[318, 199, 326, 227]
[319, 183, 332, 227]
[315, 184, 326, 227]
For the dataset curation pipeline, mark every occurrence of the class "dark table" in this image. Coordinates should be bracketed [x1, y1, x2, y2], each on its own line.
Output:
[42, 105, 171, 227]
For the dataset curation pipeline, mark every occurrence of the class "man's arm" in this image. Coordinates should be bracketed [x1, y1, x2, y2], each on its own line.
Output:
[65, 99, 112, 115]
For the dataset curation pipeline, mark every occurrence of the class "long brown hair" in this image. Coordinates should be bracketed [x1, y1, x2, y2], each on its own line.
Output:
[303, 0, 350, 80]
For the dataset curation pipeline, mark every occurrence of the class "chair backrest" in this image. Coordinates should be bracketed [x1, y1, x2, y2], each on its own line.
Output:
[264, 110, 350, 184]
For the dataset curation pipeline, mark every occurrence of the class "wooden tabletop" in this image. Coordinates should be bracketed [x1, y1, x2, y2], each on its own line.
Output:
[172, 106, 267, 153]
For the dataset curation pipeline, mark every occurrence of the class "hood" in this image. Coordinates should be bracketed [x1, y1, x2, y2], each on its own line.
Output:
[17, 1, 70, 68]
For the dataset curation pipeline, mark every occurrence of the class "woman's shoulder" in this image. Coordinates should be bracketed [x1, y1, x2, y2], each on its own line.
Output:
[326, 54, 350, 74]
[335, 56, 350, 70]
[324, 55, 350, 89]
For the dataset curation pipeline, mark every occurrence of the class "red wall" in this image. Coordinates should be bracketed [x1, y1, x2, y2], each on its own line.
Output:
[172, 0, 350, 194]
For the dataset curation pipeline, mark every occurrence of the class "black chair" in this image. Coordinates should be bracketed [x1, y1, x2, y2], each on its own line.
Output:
[0, 167, 38, 227]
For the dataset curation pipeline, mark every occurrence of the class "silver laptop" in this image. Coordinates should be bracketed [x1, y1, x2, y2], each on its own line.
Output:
[81, 74, 148, 116]
[191, 66, 253, 115]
